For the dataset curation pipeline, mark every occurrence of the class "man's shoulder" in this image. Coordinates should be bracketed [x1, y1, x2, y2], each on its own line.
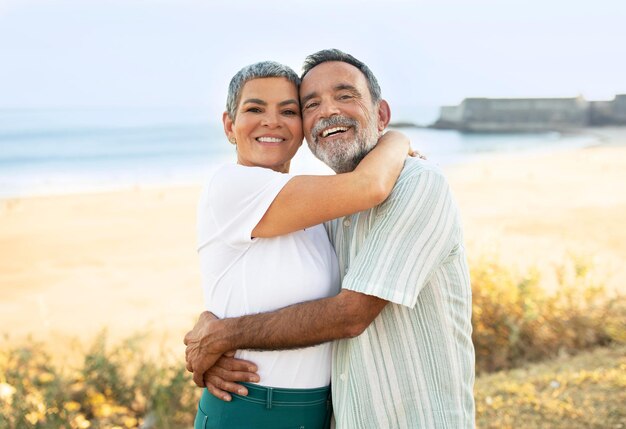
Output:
[395, 158, 448, 188]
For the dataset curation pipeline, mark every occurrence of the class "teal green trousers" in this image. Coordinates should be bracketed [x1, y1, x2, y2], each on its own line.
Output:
[194, 382, 331, 429]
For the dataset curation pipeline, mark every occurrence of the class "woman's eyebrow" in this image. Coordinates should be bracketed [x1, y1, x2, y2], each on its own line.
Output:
[279, 99, 299, 106]
[242, 98, 266, 105]
[242, 98, 298, 106]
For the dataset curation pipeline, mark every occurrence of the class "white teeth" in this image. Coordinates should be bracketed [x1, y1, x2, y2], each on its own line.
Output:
[322, 127, 349, 138]
[257, 137, 284, 143]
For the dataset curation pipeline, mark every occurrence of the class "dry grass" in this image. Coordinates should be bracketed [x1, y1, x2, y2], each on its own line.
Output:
[0, 333, 200, 428]
[472, 256, 625, 373]
[1, 257, 624, 427]
[475, 345, 626, 428]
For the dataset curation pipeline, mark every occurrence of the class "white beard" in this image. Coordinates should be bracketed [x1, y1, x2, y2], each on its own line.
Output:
[308, 113, 379, 173]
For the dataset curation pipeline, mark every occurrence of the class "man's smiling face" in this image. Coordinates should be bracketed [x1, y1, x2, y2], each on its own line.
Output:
[299, 61, 383, 173]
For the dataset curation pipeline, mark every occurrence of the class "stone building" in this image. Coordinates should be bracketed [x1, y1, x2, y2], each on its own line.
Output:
[590, 95, 626, 125]
[433, 95, 626, 131]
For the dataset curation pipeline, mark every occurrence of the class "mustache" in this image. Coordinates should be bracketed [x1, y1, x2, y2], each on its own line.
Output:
[311, 116, 359, 140]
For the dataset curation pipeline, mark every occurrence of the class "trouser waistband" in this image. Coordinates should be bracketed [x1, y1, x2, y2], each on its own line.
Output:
[202, 382, 330, 410]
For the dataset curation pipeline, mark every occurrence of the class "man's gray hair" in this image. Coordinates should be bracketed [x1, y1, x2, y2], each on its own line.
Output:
[226, 61, 300, 121]
[301, 49, 382, 103]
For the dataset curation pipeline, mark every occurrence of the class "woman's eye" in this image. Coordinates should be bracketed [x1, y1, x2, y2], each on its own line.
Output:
[246, 107, 262, 113]
[283, 109, 299, 116]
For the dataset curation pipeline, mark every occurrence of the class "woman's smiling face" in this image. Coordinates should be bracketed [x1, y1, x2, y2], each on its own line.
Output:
[224, 77, 303, 173]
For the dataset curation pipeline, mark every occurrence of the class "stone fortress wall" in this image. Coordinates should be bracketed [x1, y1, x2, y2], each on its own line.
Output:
[434, 95, 626, 131]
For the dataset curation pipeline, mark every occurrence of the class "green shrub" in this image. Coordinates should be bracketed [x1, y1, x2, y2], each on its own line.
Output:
[0, 332, 199, 428]
[471, 256, 625, 373]
[1, 256, 624, 427]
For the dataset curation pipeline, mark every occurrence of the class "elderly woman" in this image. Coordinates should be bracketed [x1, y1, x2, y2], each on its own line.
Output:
[192, 61, 409, 428]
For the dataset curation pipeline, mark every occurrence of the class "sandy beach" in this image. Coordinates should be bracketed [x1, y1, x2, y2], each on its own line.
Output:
[2, 128, 625, 357]
[448, 128, 626, 294]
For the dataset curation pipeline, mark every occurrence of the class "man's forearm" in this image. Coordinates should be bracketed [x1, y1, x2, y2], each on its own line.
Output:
[209, 290, 385, 354]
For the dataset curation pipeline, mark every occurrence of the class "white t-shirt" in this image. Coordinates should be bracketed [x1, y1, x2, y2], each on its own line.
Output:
[197, 163, 340, 388]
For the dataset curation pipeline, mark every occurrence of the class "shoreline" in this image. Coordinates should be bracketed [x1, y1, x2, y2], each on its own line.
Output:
[2, 127, 624, 202]
[2, 129, 625, 357]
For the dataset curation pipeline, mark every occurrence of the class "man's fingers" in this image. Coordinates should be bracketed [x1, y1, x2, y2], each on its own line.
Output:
[186, 360, 193, 373]
[193, 369, 206, 388]
[183, 331, 191, 346]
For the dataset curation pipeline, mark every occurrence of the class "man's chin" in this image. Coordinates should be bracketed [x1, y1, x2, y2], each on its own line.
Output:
[313, 149, 362, 174]
[308, 136, 373, 173]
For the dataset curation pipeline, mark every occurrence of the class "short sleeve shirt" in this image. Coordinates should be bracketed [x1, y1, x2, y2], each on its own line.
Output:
[197, 163, 340, 388]
[327, 158, 475, 428]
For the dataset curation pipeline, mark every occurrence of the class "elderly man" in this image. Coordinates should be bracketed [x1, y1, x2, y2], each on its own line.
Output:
[186, 49, 475, 428]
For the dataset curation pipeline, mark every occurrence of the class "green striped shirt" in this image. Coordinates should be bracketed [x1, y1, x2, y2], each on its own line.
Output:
[327, 158, 475, 428]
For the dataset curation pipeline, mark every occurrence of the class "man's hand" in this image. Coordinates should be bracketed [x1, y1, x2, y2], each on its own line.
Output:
[203, 351, 260, 401]
[184, 311, 225, 387]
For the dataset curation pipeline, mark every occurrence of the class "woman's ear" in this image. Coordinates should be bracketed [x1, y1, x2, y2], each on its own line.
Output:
[223, 111, 236, 145]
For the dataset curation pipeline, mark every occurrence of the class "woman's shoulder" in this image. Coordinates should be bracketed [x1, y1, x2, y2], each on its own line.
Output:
[202, 163, 292, 204]
[211, 163, 289, 182]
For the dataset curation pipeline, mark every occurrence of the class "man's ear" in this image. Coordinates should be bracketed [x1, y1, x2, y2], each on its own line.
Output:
[223, 111, 236, 145]
[377, 99, 391, 131]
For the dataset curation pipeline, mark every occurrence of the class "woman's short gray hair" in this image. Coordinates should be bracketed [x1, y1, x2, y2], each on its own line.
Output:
[226, 61, 300, 121]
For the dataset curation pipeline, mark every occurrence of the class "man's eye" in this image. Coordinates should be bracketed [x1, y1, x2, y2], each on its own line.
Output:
[304, 102, 318, 110]
[339, 94, 353, 100]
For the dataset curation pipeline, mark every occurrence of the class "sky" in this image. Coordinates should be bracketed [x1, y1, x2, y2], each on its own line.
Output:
[0, 0, 624, 123]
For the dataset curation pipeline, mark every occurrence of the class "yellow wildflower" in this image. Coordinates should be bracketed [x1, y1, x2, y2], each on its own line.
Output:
[64, 401, 81, 412]
[94, 402, 113, 418]
[37, 372, 55, 384]
[25, 411, 41, 425]
[25, 391, 46, 413]
[124, 416, 138, 428]
[72, 414, 91, 429]
[87, 391, 106, 405]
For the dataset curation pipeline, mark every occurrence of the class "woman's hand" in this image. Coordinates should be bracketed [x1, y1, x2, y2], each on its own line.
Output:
[410, 148, 427, 159]
[380, 130, 426, 159]
[202, 351, 260, 402]
[377, 130, 410, 155]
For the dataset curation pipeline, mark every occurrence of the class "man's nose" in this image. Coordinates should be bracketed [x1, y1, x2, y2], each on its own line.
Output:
[319, 100, 341, 118]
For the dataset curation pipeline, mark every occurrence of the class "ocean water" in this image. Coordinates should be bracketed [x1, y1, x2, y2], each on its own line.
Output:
[0, 108, 599, 198]
[0, 108, 229, 197]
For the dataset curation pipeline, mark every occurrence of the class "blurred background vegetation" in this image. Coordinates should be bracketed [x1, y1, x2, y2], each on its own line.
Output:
[1, 257, 625, 428]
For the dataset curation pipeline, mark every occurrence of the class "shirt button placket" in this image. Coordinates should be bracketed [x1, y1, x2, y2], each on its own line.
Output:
[342, 217, 351, 274]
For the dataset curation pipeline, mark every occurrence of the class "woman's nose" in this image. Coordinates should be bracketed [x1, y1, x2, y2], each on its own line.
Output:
[261, 111, 281, 128]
